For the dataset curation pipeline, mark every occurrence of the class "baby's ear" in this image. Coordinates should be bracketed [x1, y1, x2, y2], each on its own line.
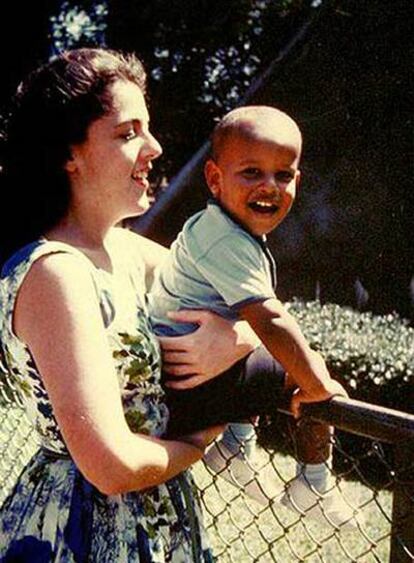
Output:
[204, 159, 222, 197]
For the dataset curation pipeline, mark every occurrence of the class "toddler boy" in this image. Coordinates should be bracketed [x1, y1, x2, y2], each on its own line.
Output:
[149, 106, 356, 528]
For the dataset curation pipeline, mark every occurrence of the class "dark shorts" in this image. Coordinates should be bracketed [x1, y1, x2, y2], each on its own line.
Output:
[165, 346, 287, 438]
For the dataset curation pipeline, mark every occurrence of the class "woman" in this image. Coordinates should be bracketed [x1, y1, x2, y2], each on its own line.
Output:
[0, 48, 254, 562]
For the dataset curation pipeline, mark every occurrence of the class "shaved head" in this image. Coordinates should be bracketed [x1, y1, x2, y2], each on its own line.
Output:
[211, 105, 302, 162]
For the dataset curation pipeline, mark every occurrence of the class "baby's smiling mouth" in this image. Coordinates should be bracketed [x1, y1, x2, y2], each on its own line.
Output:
[248, 200, 280, 214]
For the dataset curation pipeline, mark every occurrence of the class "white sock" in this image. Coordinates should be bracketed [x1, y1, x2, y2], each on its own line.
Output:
[220, 422, 257, 459]
[296, 461, 334, 494]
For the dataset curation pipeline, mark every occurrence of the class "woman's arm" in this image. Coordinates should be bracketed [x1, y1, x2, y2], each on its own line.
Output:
[14, 253, 220, 495]
[160, 310, 261, 389]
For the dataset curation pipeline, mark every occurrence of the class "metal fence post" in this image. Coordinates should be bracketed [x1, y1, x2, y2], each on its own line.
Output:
[390, 439, 414, 562]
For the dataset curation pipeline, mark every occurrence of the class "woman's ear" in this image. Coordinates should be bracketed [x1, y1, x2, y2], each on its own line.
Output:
[204, 159, 222, 197]
[64, 146, 80, 174]
[64, 153, 78, 174]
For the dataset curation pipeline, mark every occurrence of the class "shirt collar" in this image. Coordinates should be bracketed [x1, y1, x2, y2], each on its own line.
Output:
[207, 198, 267, 245]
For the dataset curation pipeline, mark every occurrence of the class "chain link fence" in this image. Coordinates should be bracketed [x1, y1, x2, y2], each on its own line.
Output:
[1, 383, 413, 562]
[194, 398, 414, 562]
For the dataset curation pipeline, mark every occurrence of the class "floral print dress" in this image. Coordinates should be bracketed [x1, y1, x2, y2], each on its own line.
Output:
[0, 233, 213, 562]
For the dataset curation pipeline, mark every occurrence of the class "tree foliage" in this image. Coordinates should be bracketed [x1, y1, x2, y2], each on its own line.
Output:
[1, 0, 412, 319]
[106, 0, 320, 184]
[50, 1, 107, 53]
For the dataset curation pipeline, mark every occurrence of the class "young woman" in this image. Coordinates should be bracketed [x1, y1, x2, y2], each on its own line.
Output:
[0, 47, 255, 562]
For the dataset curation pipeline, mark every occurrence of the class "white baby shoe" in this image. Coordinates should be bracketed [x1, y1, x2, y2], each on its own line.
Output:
[203, 442, 282, 506]
[280, 473, 361, 530]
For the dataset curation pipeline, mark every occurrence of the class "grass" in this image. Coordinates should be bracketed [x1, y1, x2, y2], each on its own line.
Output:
[1, 405, 392, 562]
[193, 448, 392, 562]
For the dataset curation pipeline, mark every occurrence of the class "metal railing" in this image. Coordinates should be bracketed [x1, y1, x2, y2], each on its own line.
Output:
[300, 397, 413, 562]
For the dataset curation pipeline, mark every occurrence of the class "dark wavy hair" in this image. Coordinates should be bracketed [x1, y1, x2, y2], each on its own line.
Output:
[0, 48, 147, 267]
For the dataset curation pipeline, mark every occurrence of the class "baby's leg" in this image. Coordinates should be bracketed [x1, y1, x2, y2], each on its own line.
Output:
[241, 349, 358, 527]
[280, 373, 357, 528]
[204, 418, 295, 506]
[163, 358, 250, 438]
[164, 345, 286, 438]
[164, 353, 280, 505]
[165, 347, 358, 525]
[202, 350, 287, 504]
[219, 422, 257, 458]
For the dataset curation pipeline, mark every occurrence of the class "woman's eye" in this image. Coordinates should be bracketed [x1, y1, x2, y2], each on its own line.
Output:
[123, 129, 137, 141]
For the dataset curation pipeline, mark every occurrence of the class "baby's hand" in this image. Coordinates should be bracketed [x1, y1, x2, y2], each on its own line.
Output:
[290, 377, 347, 419]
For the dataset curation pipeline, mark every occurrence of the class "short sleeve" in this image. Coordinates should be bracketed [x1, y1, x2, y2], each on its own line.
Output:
[194, 231, 275, 309]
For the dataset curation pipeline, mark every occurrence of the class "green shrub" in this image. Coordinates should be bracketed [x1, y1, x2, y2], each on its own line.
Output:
[285, 299, 413, 413]
[258, 300, 414, 488]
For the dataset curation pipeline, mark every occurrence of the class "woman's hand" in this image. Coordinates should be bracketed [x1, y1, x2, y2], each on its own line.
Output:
[159, 309, 260, 390]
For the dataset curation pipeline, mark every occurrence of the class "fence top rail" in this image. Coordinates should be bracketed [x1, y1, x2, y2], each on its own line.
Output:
[278, 395, 414, 444]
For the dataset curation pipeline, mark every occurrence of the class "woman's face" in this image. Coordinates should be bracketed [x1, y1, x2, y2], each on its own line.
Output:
[67, 79, 162, 223]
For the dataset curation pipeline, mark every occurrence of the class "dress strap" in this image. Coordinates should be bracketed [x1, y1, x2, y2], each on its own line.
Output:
[1, 239, 94, 280]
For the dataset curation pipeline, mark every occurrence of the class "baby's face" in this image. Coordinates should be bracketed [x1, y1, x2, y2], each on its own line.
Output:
[206, 122, 301, 237]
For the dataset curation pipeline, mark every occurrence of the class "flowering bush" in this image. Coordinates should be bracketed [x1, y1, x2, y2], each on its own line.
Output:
[285, 300, 413, 413]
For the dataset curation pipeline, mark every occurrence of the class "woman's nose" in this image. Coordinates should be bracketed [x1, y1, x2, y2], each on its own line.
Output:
[143, 132, 163, 160]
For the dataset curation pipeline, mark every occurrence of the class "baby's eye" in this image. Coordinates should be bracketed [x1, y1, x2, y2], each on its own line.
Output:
[275, 171, 295, 182]
[242, 167, 261, 178]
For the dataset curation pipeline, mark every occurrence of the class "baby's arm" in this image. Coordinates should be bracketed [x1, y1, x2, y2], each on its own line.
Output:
[240, 297, 345, 417]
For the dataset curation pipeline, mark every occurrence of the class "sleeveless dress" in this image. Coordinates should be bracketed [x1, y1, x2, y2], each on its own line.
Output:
[0, 233, 213, 562]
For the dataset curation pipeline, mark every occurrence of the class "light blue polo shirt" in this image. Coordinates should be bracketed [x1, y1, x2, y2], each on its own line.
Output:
[148, 201, 276, 336]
